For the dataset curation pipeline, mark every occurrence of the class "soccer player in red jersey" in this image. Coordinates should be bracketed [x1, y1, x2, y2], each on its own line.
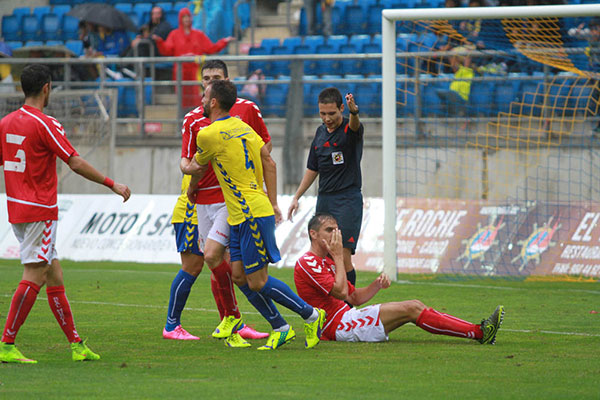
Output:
[294, 213, 505, 344]
[164, 60, 269, 343]
[0, 64, 131, 364]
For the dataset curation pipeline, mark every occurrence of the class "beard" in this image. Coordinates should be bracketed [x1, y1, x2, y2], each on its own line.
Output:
[203, 103, 210, 119]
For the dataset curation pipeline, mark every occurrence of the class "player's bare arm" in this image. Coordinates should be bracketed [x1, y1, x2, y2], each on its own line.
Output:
[260, 145, 282, 224]
[287, 169, 319, 221]
[345, 93, 360, 132]
[67, 156, 131, 202]
[179, 157, 192, 174]
[182, 157, 208, 177]
[347, 273, 389, 306]
[326, 228, 349, 300]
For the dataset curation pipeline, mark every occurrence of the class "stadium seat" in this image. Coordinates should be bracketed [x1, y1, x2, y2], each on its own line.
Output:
[496, 81, 519, 114]
[52, 5, 71, 21]
[164, 10, 179, 29]
[133, 3, 152, 25]
[12, 7, 31, 21]
[2, 15, 21, 42]
[33, 6, 51, 24]
[115, 3, 133, 14]
[127, 12, 142, 30]
[65, 39, 84, 56]
[469, 80, 495, 116]
[5, 41, 23, 51]
[362, 43, 382, 75]
[345, 4, 367, 35]
[349, 34, 371, 50]
[293, 44, 316, 75]
[174, 2, 188, 13]
[397, 77, 416, 116]
[353, 76, 381, 116]
[21, 15, 41, 42]
[269, 46, 292, 76]
[260, 38, 280, 53]
[331, 4, 345, 35]
[326, 35, 348, 52]
[45, 40, 63, 47]
[248, 46, 270, 76]
[41, 13, 61, 42]
[338, 43, 361, 76]
[25, 41, 44, 47]
[315, 43, 338, 74]
[282, 36, 303, 52]
[367, 3, 383, 35]
[155, 2, 174, 13]
[262, 76, 290, 117]
[303, 75, 320, 115]
[303, 35, 325, 52]
[62, 15, 80, 41]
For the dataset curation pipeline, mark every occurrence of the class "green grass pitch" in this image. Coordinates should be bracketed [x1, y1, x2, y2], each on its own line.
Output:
[0, 259, 598, 399]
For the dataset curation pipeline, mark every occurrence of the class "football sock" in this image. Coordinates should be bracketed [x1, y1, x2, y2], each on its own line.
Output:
[258, 276, 314, 320]
[346, 269, 356, 286]
[239, 284, 286, 330]
[274, 324, 290, 333]
[210, 274, 226, 320]
[210, 260, 241, 319]
[305, 308, 319, 324]
[165, 269, 196, 331]
[416, 307, 483, 340]
[2, 280, 40, 343]
[47, 285, 81, 343]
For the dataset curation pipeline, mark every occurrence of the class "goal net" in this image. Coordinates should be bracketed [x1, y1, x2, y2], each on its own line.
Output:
[382, 4, 600, 279]
[0, 89, 118, 194]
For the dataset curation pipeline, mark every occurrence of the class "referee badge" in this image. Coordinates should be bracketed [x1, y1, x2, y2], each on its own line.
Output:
[332, 151, 344, 165]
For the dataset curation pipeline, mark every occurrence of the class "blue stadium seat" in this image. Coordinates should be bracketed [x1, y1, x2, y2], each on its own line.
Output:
[293, 44, 317, 75]
[248, 46, 270, 76]
[303, 75, 320, 115]
[41, 13, 61, 42]
[155, 2, 174, 12]
[174, 2, 188, 13]
[520, 81, 543, 117]
[326, 35, 348, 52]
[115, 3, 133, 14]
[345, 4, 367, 35]
[269, 46, 292, 76]
[282, 36, 302, 52]
[469, 80, 495, 116]
[367, 4, 383, 35]
[315, 43, 338, 74]
[164, 10, 179, 29]
[349, 34, 371, 50]
[12, 7, 31, 20]
[362, 43, 382, 75]
[25, 41, 44, 47]
[127, 12, 142, 29]
[422, 77, 443, 116]
[45, 40, 62, 47]
[62, 15, 80, 41]
[331, 4, 345, 35]
[262, 76, 290, 117]
[260, 38, 280, 53]
[397, 76, 415, 116]
[133, 3, 152, 25]
[303, 35, 325, 52]
[2, 15, 21, 42]
[569, 82, 593, 113]
[322, 74, 350, 99]
[5, 41, 23, 51]
[52, 5, 71, 21]
[65, 40, 84, 56]
[496, 81, 519, 114]
[354, 76, 380, 116]
[21, 15, 40, 41]
[338, 43, 361, 76]
[33, 6, 51, 24]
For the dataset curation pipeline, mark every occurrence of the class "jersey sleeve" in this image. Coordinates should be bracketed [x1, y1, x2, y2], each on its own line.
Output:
[42, 116, 78, 163]
[306, 137, 318, 171]
[194, 128, 218, 165]
[180, 114, 196, 158]
[345, 121, 364, 140]
[295, 256, 335, 295]
[246, 103, 271, 144]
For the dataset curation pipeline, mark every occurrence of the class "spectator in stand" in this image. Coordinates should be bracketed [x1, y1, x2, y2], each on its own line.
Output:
[436, 45, 475, 130]
[239, 69, 266, 106]
[304, 0, 334, 37]
[130, 6, 173, 57]
[95, 25, 130, 57]
[154, 7, 234, 108]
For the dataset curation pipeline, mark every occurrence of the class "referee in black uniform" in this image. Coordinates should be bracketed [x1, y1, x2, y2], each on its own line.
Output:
[288, 87, 363, 286]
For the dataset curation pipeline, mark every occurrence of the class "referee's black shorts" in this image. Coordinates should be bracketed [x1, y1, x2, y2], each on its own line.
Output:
[316, 188, 363, 254]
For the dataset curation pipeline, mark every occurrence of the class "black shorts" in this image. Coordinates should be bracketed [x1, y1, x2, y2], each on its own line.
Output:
[316, 188, 363, 254]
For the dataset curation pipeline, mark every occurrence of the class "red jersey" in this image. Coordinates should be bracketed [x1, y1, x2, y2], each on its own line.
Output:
[181, 97, 271, 205]
[294, 251, 355, 341]
[0, 105, 78, 223]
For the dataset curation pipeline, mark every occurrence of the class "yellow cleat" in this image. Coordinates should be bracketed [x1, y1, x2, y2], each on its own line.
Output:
[0, 342, 37, 364]
[304, 308, 326, 349]
[257, 327, 296, 350]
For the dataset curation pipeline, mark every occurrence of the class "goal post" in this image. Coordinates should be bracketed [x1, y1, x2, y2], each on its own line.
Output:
[381, 4, 600, 280]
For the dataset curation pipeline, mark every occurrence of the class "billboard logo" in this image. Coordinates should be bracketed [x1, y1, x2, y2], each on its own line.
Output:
[512, 216, 561, 271]
[458, 216, 504, 269]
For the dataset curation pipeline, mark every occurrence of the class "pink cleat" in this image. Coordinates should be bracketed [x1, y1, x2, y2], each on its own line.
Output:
[162, 326, 200, 340]
[238, 325, 269, 340]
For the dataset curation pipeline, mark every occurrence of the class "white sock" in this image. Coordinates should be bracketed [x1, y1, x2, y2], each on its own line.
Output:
[274, 324, 290, 333]
[304, 308, 318, 324]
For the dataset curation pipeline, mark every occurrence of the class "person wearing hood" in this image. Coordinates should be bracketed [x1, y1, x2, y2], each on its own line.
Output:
[153, 8, 233, 108]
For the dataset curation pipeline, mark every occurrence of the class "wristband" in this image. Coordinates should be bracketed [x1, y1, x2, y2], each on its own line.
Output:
[103, 177, 114, 188]
[350, 109, 359, 115]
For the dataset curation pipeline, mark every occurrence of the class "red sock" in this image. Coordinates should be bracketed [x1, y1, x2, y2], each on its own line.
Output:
[211, 260, 241, 319]
[210, 274, 226, 320]
[416, 307, 482, 340]
[2, 280, 40, 343]
[46, 286, 81, 343]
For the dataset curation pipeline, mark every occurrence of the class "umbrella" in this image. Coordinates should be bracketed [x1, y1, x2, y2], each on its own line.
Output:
[66, 3, 138, 32]
[11, 45, 77, 82]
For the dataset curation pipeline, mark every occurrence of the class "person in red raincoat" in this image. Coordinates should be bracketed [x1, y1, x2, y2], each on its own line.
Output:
[154, 8, 233, 108]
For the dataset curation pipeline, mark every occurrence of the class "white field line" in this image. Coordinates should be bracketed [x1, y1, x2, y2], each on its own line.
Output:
[1, 293, 599, 338]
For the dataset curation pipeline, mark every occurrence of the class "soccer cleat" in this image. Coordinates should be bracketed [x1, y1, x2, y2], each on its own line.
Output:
[71, 339, 100, 361]
[257, 327, 296, 350]
[162, 325, 200, 340]
[224, 333, 251, 348]
[212, 315, 243, 339]
[0, 342, 37, 364]
[303, 308, 326, 349]
[479, 305, 505, 345]
[238, 325, 269, 340]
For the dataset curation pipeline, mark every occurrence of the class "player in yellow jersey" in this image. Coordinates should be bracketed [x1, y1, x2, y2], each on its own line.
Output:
[183, 80, 325, 350]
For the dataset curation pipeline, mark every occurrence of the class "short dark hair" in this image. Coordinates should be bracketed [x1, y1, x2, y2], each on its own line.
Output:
[209, 79, 237, 112]
[318, 87, 343, 108]
[202, 59, 229, 78]
[307, 212, 337, 240]
[21, 64, 51, 97]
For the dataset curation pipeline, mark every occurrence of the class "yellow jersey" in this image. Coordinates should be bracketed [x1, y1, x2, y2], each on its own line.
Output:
[170, 173, 198, 224]
[194, 116, 273, 226]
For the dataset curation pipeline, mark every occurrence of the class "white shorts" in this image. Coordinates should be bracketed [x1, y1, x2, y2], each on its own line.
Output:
[11, 220, 58, 264]
[335, 304, 389, 342]
[196, 202, 230, 250]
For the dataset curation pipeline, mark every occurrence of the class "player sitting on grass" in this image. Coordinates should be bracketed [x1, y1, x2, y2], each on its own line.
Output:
[0, 64, 131, 364]
[294, 213, 504, 344]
